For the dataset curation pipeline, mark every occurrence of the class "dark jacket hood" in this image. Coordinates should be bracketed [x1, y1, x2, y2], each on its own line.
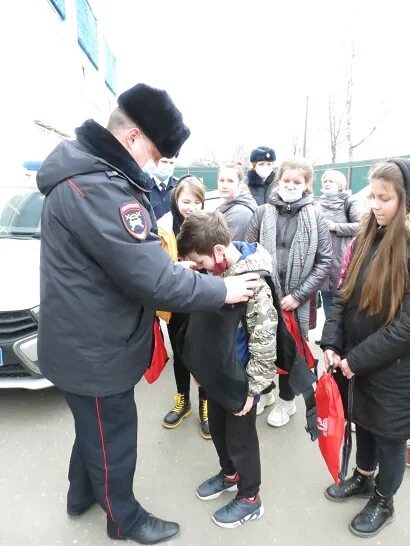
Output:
[37, 140, 111, 196]
[268, 191, 314, 214]
[218, 192, 258, 214]
[37, 120, 152, 197]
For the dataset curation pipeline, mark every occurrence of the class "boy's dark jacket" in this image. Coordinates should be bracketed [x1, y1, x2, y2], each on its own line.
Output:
[182, 242, 317, 415]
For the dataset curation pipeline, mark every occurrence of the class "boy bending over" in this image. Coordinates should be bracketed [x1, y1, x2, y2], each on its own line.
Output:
[177, 211, 277, 528]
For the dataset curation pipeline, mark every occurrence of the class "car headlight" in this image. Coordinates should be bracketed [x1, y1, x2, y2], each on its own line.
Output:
[30, 305, 40, 322]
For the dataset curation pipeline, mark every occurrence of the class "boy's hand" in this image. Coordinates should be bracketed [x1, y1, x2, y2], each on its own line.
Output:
[234, 396, 254, 416]
[224, 273, 259, 304]
[281, 294, 300, 311]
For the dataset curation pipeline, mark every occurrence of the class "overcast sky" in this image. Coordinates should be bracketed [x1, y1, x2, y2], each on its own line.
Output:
[95, 0, 409, 165]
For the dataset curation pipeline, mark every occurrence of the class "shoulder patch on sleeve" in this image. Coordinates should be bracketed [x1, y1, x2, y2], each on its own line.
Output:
[120, 201, 148, 240]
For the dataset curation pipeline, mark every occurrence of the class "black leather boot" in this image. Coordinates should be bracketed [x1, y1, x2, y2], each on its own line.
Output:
[162, 393, 191, 428]
[325, 468, 375, 502]
[349, 488, 395, 537]
[107, 514, 180, 544]
[199, 398, 211, 440]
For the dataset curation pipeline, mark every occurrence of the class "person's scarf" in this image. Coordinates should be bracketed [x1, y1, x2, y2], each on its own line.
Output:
[75, 119, 157, 231]
[261, 203, 318, 334]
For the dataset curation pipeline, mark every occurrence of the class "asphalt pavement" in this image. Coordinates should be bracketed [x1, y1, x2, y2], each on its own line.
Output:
[0, 315, 409, 546]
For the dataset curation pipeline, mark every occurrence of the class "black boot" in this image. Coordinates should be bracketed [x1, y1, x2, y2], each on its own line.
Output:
[162, 393, 191, 429]
[107, 514, 180, 544]
[349, 489, 395, 537]
[325, 469, 375, 502]
[199, 398, 211, 440]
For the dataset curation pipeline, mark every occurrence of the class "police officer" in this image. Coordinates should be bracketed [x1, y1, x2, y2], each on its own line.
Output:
[150, 156, 177, 220]
[36, 83, 258, 544]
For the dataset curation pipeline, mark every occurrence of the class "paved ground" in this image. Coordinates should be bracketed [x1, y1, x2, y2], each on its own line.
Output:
[0, 315, 409, 546]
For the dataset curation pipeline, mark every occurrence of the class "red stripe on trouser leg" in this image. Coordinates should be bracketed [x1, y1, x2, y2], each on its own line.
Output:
[95, 398, 121, 535]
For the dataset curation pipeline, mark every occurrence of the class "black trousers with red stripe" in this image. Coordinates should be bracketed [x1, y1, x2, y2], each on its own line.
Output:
[64, 388, 148, 536]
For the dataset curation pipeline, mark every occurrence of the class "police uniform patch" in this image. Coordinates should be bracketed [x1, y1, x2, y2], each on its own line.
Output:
[120, 202, 148, 240]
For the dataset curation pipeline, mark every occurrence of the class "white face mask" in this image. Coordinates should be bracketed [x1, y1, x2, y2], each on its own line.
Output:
[278, 187, 304, 203]
[156, 162, 175, 181]
[255, 165, 273, 181]
[321, 187, 339, 196]
[139, 135, 157, 179]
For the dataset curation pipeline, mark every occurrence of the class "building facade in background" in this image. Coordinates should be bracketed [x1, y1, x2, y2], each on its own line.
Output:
[4, 0, 118, 172]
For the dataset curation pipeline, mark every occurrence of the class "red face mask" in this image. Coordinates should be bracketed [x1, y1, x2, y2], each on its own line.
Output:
[213, 255, 229, 275]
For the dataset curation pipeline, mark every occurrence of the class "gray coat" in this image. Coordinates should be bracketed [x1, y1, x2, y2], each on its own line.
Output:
[36, 140, 226, 397]
[218, 192, 258, 240]
[318, 192, 361, 292]
[245, 193, 333, 304]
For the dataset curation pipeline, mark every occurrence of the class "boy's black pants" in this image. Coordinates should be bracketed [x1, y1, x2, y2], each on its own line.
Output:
[207, 397, 261, 497]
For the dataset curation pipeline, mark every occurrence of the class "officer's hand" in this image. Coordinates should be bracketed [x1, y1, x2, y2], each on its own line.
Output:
[224, 273, 259, 304]
[176, 260, 198, 270]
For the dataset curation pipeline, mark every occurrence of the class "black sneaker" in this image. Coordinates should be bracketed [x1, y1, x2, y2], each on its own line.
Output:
[212, 495, 264, 528]
[199, 399, 211, 440]
[196, 471, 238, 500]
[325, 469, 375, 502]
[349, 489, 395, 538]
[162, 393, 191, 429]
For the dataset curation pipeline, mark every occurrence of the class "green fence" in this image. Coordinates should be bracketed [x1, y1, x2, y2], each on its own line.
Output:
[313, 154, 410, 195]
[176, 154, 410, 195]
[174, 167, 218, 190]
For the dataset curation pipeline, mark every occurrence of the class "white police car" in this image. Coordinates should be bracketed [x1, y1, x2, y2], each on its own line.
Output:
[0, 162, 51, 389]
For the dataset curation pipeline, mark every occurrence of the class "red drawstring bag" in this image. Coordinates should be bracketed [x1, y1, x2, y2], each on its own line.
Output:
[315, 369, 345, 484]
[276, 310, 316, 374]
[144, 318, 169, 384]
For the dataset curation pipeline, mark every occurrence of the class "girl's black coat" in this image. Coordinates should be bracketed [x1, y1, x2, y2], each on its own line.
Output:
[321, 234, 410, 439]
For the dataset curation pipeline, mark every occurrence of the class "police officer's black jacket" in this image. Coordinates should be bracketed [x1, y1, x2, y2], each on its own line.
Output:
[36, 120, 226, 397]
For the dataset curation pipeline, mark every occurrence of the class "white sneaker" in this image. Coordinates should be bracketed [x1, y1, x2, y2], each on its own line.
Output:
[267, 398, 296, 427]
[256, 391, 276, 416]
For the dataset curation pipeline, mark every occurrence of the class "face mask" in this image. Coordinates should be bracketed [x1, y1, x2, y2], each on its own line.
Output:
[255, 166, 273, 181]
[139, 135, 158, 179]
[213, 254, 228, 275]
[322, 187, 339, 196]
[278, 187, 304, 203]
[156, 162, 175, 181]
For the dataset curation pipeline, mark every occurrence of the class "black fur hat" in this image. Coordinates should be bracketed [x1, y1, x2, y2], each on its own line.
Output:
[250, 146, 276, 163]
[117, 83, 191, 158]
[388, 157, 410, 210]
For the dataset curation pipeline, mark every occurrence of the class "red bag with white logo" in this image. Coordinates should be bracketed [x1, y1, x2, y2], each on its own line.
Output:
[144, 318, 169, 384]
[315, 369, 345, 484]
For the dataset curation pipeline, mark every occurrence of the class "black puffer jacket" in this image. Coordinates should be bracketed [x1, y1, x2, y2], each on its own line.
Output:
[321, 232, 410, 439]
[246, 169, 276, 205]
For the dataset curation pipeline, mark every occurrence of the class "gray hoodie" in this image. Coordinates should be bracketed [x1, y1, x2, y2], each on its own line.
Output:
[218, 192, 258, 240]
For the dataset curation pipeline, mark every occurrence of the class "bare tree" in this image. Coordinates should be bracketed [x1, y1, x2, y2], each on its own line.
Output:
[328, 96, 344, 163]
[345, 43, 384, 161]
[326, 42, 386, 163]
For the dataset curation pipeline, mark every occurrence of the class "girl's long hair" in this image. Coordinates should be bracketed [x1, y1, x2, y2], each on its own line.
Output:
[341, 162, 409, 324]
